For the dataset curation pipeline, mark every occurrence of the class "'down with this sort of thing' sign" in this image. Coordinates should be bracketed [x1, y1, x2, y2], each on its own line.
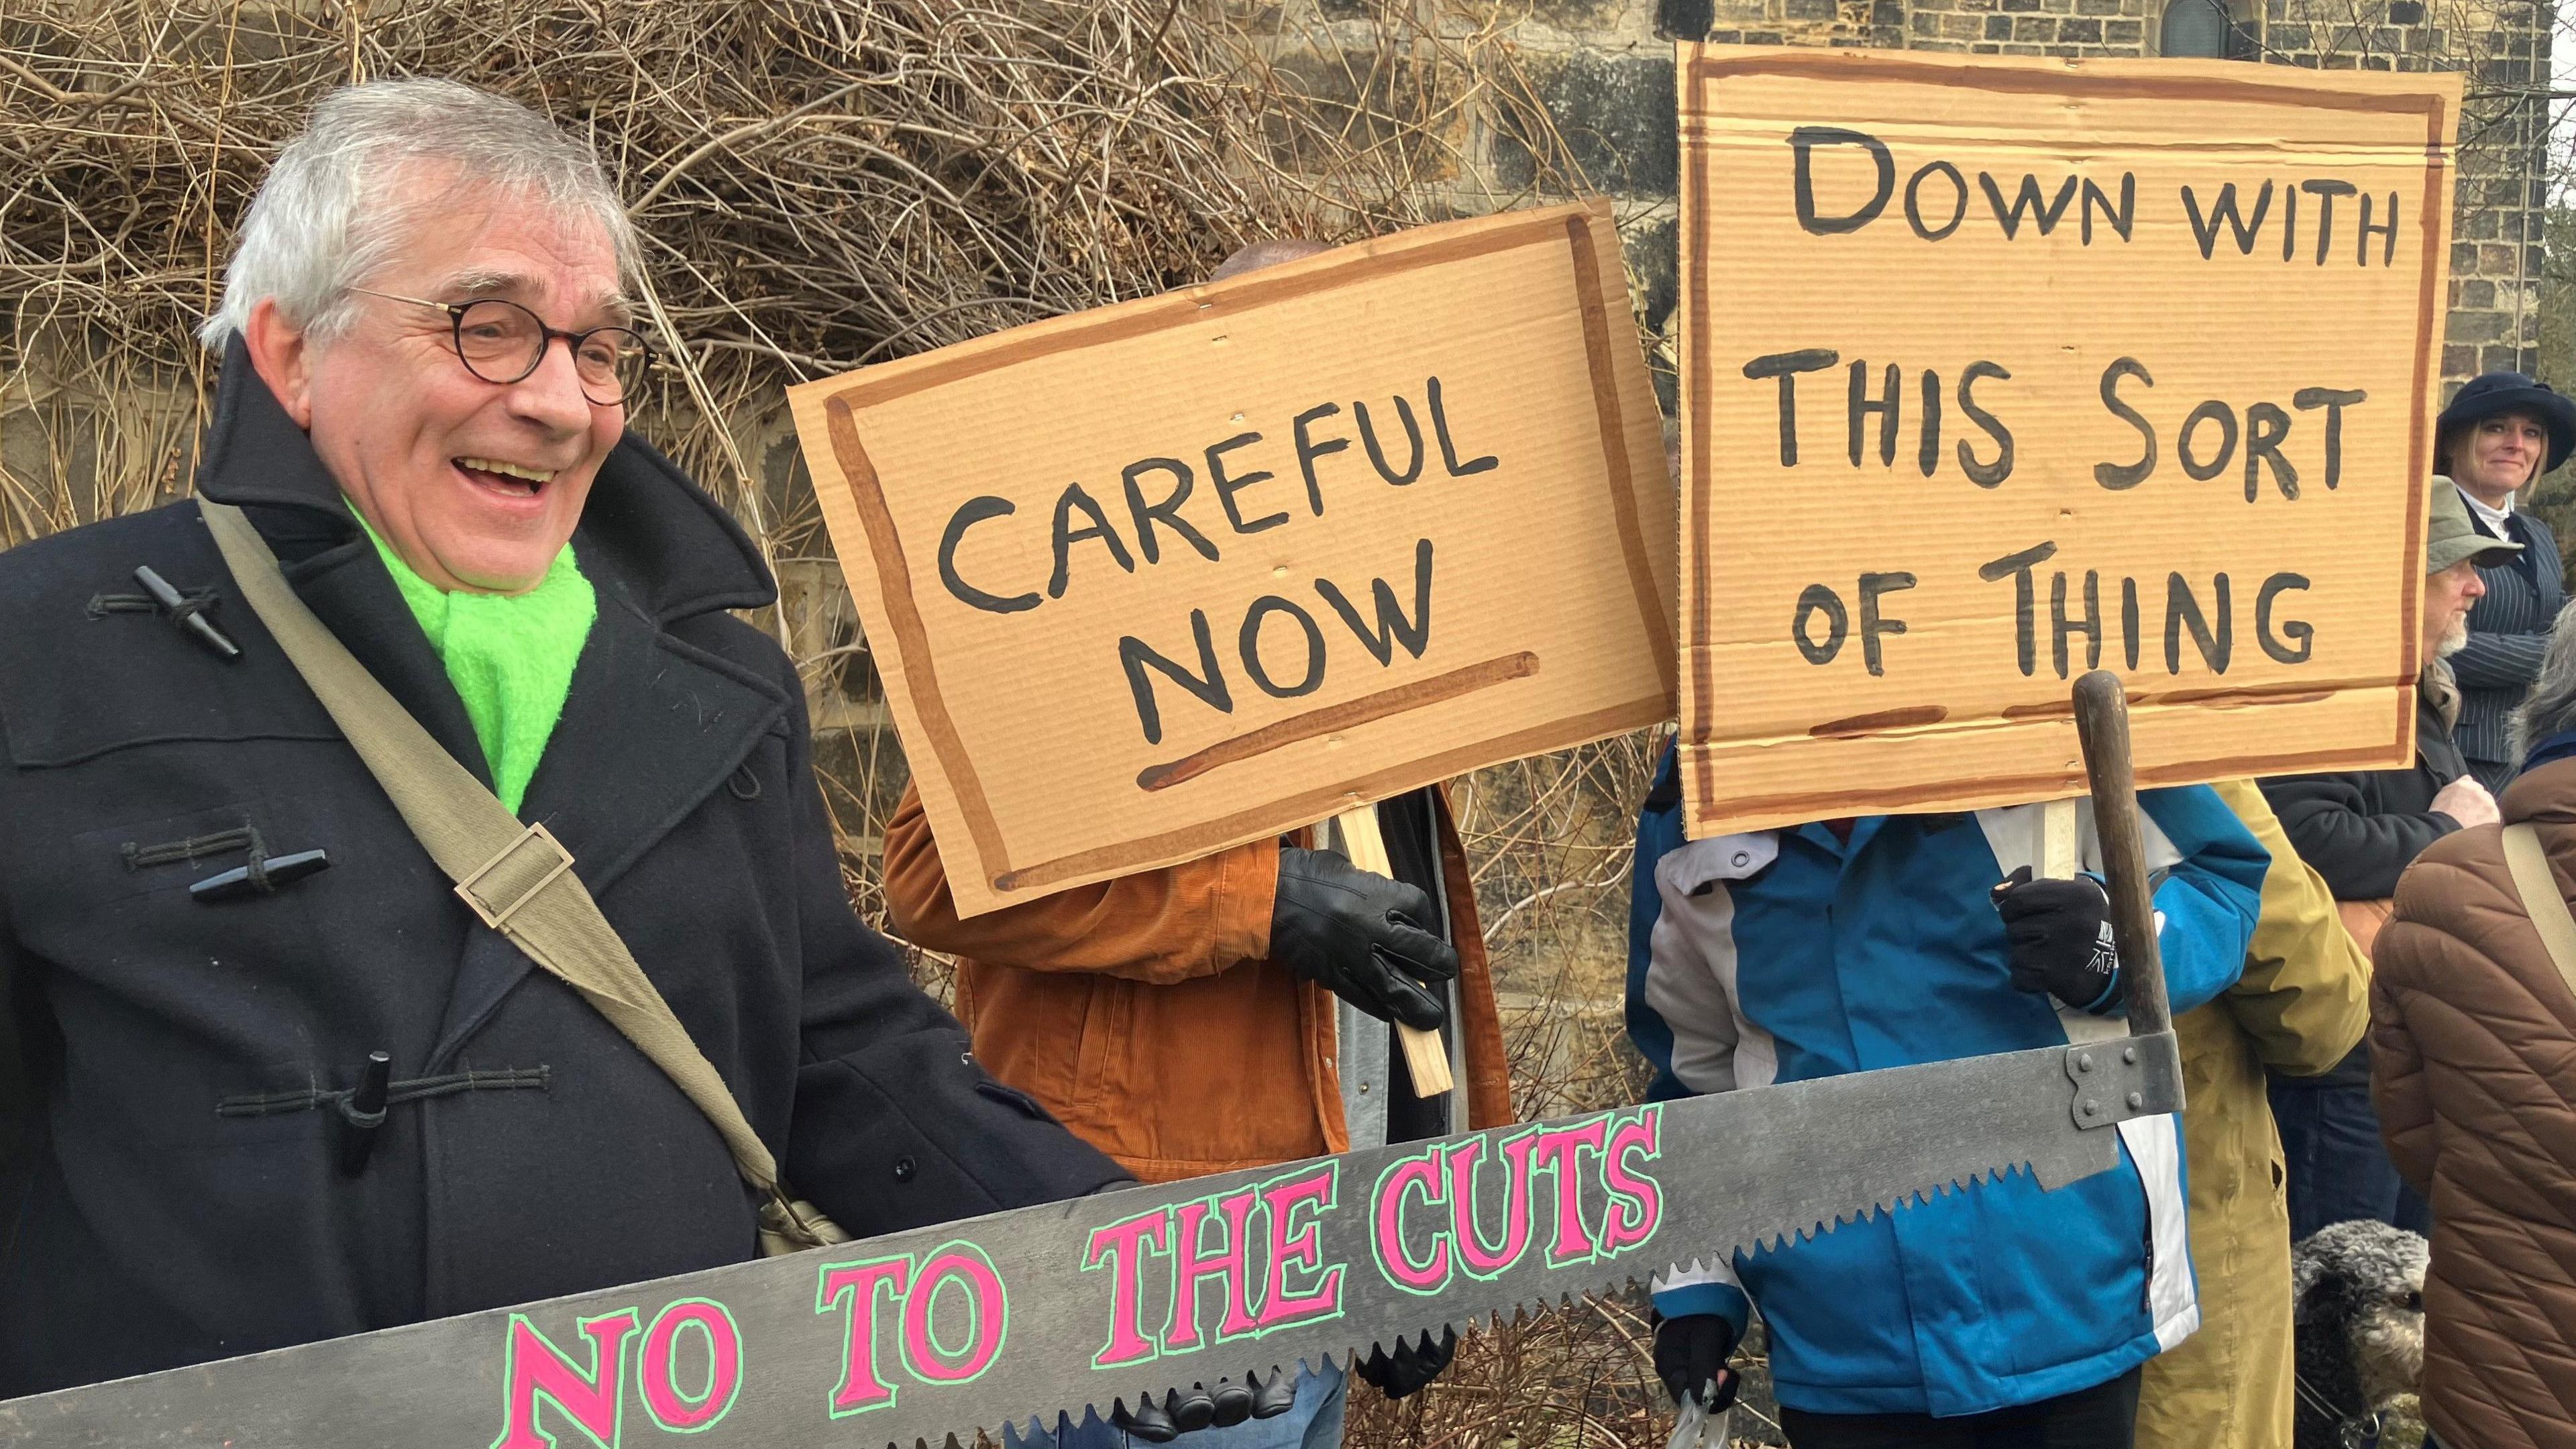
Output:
[1675, 48, 2460, 839]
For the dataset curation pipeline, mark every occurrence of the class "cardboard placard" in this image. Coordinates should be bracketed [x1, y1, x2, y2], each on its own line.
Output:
[1676, 47, 2459, 838]
[789, 203, 1673, 916]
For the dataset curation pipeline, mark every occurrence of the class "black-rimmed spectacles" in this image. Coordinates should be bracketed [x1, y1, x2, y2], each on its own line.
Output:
[349, 287, 653, 407]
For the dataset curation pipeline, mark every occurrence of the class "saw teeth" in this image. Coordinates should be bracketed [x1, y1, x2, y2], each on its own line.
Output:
[904, 1146, 2075, 1448]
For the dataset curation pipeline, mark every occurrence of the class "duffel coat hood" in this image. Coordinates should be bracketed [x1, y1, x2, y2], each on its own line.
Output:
[2372, 757, 2576, 1448]
[0, 344, 1124, 1396]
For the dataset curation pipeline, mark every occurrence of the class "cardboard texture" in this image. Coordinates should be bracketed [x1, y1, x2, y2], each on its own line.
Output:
[788, 202, 1674, 917]
[1676, 46, 2459, 838]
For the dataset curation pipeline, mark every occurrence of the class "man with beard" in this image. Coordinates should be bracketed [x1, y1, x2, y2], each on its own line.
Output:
[2258, 476, 2519, 1240]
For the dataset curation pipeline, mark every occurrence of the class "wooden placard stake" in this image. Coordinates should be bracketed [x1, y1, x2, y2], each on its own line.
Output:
[1330, 806, 1456, 1098]
[2040, 796, 2080, 881]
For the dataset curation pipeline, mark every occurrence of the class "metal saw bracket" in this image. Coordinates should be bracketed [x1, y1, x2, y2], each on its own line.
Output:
[2064, 1030, 2184, 1129]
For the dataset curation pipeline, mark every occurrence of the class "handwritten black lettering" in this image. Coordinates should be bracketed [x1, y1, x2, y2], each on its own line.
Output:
[2257, 573, 2315, 664]
[1208, 433, 1288, 535]
[1849, 361, 1900, 468]
[1794, 584, 1849, 665]
[2178, 401, 2239, 483]
[1428, 376, 1498, 477]
[2053, 569, 2102, 678]
[2243, 402, 2297, 501]
[1792, 126, 1895, 235]
[938, 496, 1040, 614]
[1123, 458, 1221, 566]
[2357, 194, 2400, 268]
[1746, 349, 1840, 467]
[1957, 361, 2015, 486]
[2165, 572, 2234, 675]
[2181, 180, 2274, 259]
[1859, 572, 1917, 676]
[1906, 162, 1968, 241]
[2094, 358, 2157, 491]
[1292, 403, 1348, 515]
[1980, 170, 2080, 240]
[1121, 610, 1231, 745]
[1051, 482, 1135, 598]
[1315, 539, 1434, 666]
[1240, 595, 1328, 698]
[2080, 174, 2135, 245]
[1356, 396, 1426, 486]
[2301, 179, 2357, 266]
[1980, 541, 2061, 678]
[2293, 388, 2367, 491]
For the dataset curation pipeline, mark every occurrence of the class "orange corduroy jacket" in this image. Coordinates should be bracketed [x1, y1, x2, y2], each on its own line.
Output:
[882, 784, 1513, 1184]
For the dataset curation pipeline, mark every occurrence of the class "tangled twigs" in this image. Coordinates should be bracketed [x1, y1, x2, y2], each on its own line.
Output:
[1, 0, 1581, 551]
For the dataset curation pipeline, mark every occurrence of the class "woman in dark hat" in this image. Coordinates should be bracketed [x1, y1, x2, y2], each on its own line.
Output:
[2438, 370, 2576, 791]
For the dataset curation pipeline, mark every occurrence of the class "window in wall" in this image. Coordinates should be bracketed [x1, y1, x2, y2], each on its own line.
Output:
[2160, 0, 2258, 58]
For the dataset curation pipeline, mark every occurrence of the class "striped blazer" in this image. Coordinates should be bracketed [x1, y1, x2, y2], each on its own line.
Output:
[2455, 499, 2565, 786]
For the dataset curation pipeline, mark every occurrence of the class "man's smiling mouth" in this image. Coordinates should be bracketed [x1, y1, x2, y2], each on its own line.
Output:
[454, 456, 557, 497]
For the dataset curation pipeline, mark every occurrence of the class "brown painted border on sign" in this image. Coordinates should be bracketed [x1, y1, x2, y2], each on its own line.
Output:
[1678, 50, 2449, 821]
[998, 695, 1668, 894]
[826, 203, 1666, 896]
[1136, 651, 1544, 793]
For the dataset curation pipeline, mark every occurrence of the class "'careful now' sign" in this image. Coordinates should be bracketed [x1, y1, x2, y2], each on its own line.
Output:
[791, 203, 1673, 916]
[1676, 47, 2461, 837]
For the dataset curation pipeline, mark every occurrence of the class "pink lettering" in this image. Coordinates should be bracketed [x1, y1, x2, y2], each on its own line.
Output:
[1371, 1150, 1452, 1293]
[1256, 1164, 1344, 1330]
[816, 1256, 911, 1416]
[1082, 1209, 1172, 1367]
[491, 1309, 638, 1449]
[637, 1299, 742, 1432]
[1599, 1110, 1665, 1254]
[904, 1246, 1009, 1384]
[1166, 1189, 1261, 1350]
[1531, 1118, 1610, 1266]
[1446, 1136, 1534, 1278]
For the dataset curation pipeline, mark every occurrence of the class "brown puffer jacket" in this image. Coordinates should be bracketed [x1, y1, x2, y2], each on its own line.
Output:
[2371, 757, 2576, 1449]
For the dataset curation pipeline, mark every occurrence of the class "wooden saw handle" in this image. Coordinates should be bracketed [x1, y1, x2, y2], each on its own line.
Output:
[1330, 806, 1456, 1099]
[2072, 670, 2174, 1038]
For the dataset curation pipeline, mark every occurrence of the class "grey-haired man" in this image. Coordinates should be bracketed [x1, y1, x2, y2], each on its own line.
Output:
[2259, 476, 2520, 1241]
[0, 79, 1124, 1396]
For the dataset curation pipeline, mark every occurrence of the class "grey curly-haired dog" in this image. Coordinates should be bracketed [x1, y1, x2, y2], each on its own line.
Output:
[2292, 1220, 2430, 1449]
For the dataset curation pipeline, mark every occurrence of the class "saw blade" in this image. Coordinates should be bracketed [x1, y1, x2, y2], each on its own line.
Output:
[0, 1032, 2178, 1448]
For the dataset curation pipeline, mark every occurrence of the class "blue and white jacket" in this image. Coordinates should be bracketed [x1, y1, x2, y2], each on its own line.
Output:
[1626, 749, 2265, 1418]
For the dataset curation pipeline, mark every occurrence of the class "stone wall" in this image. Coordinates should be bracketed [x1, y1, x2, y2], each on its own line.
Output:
[1246, 0, 2553, 401]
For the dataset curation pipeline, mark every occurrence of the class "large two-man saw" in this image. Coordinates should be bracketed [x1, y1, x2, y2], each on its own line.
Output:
[0, 674, 2186, 1448]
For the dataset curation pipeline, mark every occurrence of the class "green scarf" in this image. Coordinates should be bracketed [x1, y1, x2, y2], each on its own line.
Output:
[357, 514, 597, 815]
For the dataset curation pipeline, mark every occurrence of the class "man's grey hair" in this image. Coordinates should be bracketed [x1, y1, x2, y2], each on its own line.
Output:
[2511, 600, 2576, 761]
[200, 78, 637, 351]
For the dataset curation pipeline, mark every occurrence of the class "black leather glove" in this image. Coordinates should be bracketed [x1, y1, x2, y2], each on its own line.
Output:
[1990, 865, 2122, 1013]
[1652, 1312, 1741, 1412]
[1111, 1391, 1179, 1443]
[1271, 847, 1456, 1031]
[1111, 1370, 1297, 1440]
[1354, 1327, 1456, 1399]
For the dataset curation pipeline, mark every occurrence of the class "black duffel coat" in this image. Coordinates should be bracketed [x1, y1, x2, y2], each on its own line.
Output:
[0, 347, 1125, 1396]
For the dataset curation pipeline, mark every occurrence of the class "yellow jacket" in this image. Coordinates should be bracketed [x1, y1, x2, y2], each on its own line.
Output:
[2137, 778, 2373, 1449]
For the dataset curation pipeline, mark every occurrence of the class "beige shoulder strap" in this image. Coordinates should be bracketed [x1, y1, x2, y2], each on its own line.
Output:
[200, 500, 841, 1250]
[2501, 821, 2576, 998]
